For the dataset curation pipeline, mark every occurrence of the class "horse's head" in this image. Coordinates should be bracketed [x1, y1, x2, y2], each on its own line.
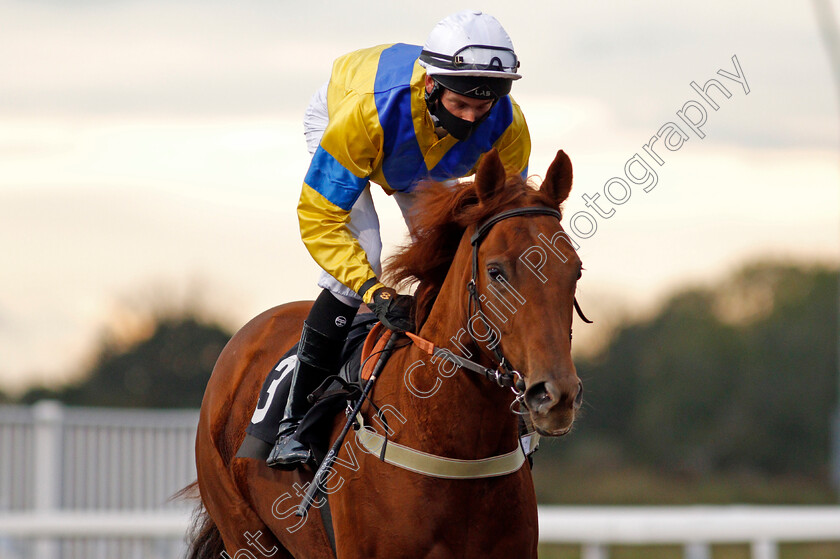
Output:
[469, 149, 583, 436]
[387, 149, 585, 437]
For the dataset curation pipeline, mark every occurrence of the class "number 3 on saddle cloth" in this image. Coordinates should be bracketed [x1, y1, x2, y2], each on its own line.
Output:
[236, 314, 380, 465]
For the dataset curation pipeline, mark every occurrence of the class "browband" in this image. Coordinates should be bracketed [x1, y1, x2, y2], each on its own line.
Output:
[470, 207, 562, 246]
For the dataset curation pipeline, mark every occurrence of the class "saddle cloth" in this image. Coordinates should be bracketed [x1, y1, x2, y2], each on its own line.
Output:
[240, 314, 381, 459]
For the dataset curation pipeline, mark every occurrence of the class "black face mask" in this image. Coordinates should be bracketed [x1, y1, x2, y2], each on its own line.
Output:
[425, 83, 493, 141]
[431, 100, 478, 141]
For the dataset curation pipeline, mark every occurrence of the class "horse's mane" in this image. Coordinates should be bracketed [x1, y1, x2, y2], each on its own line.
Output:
[384, 174, 560, 328]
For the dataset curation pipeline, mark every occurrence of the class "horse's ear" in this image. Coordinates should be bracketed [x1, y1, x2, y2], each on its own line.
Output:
[541, 150, 573, 204]
[475, 149, 506, 205]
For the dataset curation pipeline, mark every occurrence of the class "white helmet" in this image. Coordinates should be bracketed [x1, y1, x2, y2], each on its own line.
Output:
[419, 10, 521, 81]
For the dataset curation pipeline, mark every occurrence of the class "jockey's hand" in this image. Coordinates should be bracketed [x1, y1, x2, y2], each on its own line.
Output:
[370, 287, 415, 333]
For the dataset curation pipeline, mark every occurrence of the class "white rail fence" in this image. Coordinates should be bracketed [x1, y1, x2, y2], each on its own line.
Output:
[2, 506, 839, 559]
[1, 402, 838, 559]
[0, 400, 198, 559]
[539, 506, 840, 559]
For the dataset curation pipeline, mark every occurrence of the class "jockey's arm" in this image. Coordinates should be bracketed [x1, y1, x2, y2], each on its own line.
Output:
[298, 92, 386, 303]
[298, 185, 383, 302]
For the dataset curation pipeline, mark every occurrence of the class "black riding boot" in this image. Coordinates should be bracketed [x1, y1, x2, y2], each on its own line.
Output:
[266, 290, 356, 469]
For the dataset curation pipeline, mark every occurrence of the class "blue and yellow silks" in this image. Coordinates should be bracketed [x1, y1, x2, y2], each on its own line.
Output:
[298, 43, 531, 302]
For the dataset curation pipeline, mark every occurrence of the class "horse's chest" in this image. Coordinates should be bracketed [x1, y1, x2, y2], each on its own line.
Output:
[333, 471, 538, 558]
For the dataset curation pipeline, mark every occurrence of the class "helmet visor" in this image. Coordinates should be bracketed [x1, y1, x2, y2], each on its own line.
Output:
[433, 75, 512, 99]
[420, 45, 520, 74]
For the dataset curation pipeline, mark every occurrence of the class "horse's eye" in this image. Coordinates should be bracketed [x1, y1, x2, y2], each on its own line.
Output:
[487, 266, 505, 281]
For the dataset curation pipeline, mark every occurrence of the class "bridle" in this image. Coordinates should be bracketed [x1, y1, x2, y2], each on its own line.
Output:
[464, 206, 592, 410]
[404, 205, 592, 412]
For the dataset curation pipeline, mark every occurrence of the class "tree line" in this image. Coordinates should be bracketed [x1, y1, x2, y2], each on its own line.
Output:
[567, 260, 838, 477]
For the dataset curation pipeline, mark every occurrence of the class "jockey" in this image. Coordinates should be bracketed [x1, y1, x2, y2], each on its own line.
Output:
[264, 10, 531, 469]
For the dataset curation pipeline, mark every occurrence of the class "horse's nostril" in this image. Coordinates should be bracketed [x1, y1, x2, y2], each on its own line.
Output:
[524, 382, 552, 413]
[526, 380, 582, 413]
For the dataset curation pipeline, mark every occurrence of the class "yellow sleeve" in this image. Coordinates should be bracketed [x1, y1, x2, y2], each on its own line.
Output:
[493, 97, 531, 177]
[298, 184, 381, 298]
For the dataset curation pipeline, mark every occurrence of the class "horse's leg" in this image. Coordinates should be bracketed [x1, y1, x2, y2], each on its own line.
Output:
[196, 376, 295, 557]
[238, 462, 336, 559]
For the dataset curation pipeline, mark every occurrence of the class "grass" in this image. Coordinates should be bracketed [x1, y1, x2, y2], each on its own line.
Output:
[531, 440, 838, 505]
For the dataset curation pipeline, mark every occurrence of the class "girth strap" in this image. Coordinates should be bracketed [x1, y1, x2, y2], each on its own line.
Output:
[354, 413, 528, 479]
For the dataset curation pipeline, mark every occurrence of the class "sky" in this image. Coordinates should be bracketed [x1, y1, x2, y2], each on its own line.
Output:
[1, 0, 838, 392]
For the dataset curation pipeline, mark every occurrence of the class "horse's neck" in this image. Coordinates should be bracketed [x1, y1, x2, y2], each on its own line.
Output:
[382, 235, 520, 458]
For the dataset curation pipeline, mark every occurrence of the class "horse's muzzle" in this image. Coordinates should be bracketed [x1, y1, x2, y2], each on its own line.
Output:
[524, 379, 583, 413]
[524, 379, 583, 435]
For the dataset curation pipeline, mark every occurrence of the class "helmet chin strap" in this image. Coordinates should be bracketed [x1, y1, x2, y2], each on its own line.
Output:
[425, 81, 494, 141]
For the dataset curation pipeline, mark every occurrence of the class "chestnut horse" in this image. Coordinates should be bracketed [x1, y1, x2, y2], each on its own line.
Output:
[187, 149, 585, 559]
